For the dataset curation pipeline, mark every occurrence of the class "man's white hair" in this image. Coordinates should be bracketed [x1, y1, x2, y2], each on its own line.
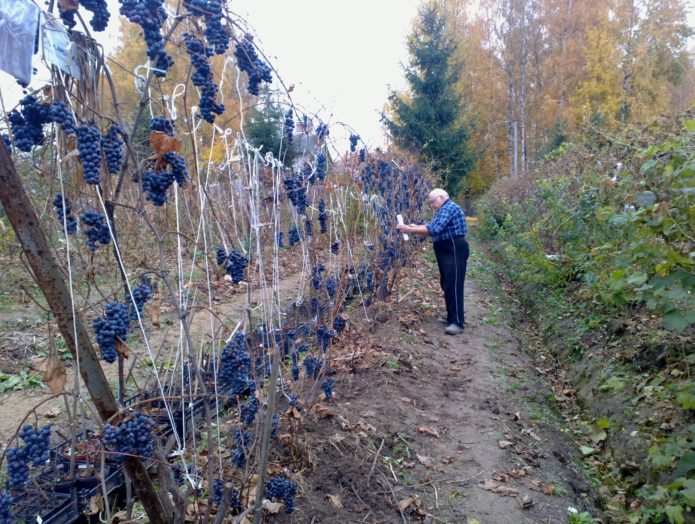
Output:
[429, 188, 449, 200]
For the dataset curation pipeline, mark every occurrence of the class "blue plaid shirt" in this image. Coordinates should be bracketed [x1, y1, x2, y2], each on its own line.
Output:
[426, 199, 467, 242]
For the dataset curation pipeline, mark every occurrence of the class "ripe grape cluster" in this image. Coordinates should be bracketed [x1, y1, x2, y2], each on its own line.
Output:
[315, 152, 327, 182]
[216, 248, 248, 284]
[119, 0, 173, 77]
[53, 193, 77, 235]
[316, 326, 336, 353]
[288, 226, 300, 247]
[231, 429, 250, 467]
[102, 125, 124, 174]
[316, 122, 328, 141]
[333, 315, 346, 333]
[143, 170, 175, 206]
[304, 356, 317, 379]
[322, 379, 334, 401]
[18, 424, 51, 466]
[318, 199, 328, 233]
[331, 241, 339, 255]
[184, 33, 224, 123]
[6, 447, 29, 489]
[290, 353, 299, 381]
[203, 2, 229, 55]
[8, 95, 52, 151]
[103, 412, 156, 460]
[304, 218, 313, 236]
[93, 301, 130, 363]
[49, 101, 76, 135]
[164, 152, 188, 186]
[325, 276, 337, 298]
[266, 476, 297, 513]
[150, 116, 175, 136]
[80, 210, 111, 251]
[275, 232, 283, 248]
[219, 333, 251, 396]
[76, 125, 103, 184]
[311, 264, 325, 290]
[81, 0, 110, 31]
[233, 34, 272, 96]
[126, 284, 153, 321]
[58, 5, 77, 29]
[213, 478, 224, 506]
[359, 148, 366, 162]
[284, 110, 294, 146]
[349, 133, 360, 152]
[2, 134, 11, 152]
[283, 175, 307, 215]
[0, 492, 14, 523]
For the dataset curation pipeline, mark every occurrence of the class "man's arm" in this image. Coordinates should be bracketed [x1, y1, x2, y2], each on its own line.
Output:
[396, 223, 429, 235]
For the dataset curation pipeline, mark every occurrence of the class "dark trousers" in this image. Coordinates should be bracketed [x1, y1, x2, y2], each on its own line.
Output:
[433, 236, 469, 327]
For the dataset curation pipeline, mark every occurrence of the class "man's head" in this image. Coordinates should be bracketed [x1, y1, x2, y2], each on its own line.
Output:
[428, 188, 449, 211]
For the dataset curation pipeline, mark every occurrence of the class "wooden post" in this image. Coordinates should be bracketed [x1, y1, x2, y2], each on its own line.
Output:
[0, 144, 170, 524]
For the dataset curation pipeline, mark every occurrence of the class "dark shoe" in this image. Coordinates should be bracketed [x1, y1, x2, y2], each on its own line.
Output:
[445, 324, 464, 335]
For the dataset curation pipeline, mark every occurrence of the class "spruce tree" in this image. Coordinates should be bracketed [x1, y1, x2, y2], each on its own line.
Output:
[383, 1, 474, 196]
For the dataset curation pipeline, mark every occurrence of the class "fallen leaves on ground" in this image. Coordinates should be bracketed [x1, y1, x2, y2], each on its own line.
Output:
[418, 426, 440, 438]
[479, 479, 519, 496]
[498, 439, 514, 449]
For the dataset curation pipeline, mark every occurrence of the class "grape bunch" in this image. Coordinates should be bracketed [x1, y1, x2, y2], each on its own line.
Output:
[18, 424, 51, 467]
[80, 0, 110, 31]
[318, 199, 328, 233]
[311, 264, 325, 290]
[275, 232, 283, 248]
[76, 125, 103, 184]
[288, 226, 300, 247]
[331, 241, 340, 254]
[316, 122, 328, 141]
[284, 109, 294, 146]
[2, 134, 11, 152]
[93, 301, 130, 363]
[102, 125, 124, 174]
[359, 148, 366, 162]
[316, 326, 336, 353]
[80, 210, 111, 251]
[304, 218, 313, 236]
[266, 476, 297, 513]
[322, 379, 334, 401]
[297, 343, 310, 354]
[143, 170, 175, 206]
[184, 33, 224, 123]
[103, 412, 157, 460]
[239, 395, 258, 426]
[349, 133, 360, 152]
[219, 333, 251, 396]
[310, 297, 319, 317]
[164, 152, 188, 186]
[221, 250, 248, 284]
[49, 101, 76, 135]
[283, 175, 306, 215]
[53, 193, 77, 235]
[304, 356, 317, 379]
[58, 4, 77, 28]
[315, 152, 327, 182]
[290, 353, 299, 381]
[6, 447, 29, 489]
[203, 2, 230, 55]
[325, 276, 336, 298]
[126, 283, 152, 321]
[216, 246, 227, 265]
[150, 116, 175, 136]
[8, 95, 52, 151]
[0, 491, 14, 523]
[233, 34, 273, 96]
[333, 315, 346, 333]
[119, 0, 173, 77]
[213, 478, 224, 506]
[231, 429, 250, 467]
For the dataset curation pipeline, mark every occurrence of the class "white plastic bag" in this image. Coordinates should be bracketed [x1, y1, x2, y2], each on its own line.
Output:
[0, 0, 39, 85]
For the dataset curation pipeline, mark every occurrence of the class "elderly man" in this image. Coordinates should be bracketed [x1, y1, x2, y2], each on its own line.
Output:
[397, 188, 469, 335]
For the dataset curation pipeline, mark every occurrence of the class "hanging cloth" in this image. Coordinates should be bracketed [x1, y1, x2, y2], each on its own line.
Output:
[0, 0, 39, 85]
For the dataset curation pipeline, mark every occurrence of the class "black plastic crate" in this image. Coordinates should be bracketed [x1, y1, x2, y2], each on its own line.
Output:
[75, 463, 124, 511]
[11, 489, 79, 524]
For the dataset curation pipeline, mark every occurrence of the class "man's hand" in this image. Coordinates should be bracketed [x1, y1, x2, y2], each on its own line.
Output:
[397, 223, 428, 235]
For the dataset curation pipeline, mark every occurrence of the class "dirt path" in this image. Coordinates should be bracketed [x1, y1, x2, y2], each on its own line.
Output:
[284, 251, 596, 523]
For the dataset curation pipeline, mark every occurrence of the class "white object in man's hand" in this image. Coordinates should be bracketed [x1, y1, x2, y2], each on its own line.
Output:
[396, 214, 409, 241]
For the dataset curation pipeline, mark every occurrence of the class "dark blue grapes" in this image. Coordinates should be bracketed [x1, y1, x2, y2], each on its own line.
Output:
[288, 226, 300, 247]
[291, 353, 299, 381]
[6, 446, 29, 489]
[283, 175, 306, 215]
[126, 284, 152, 321]
[184, 33, 224, 123]
[266, 476, 297, 513]
[232, 429, 250, 467]
[304, 356, 317, 379]
[322, 379, 334, 401]
[119, 0, 173, 78]
[2, 134, 11, 152]
[213, 478, 224, 506]
[325, 277, 336, 298]
[359, 148, 366, 162]
[164, 152, 188, 186]
[93, 301, 130, 363]
[0, 492, 14, 523]
[233, 34, 272, 96]
[216, 248, 248, 283]
[316, 326, 335, 353]
[216, 246, 227, 265]
[240, 396, 257, 425]
[203, 3, 230, 55]
[315, 152, 327, 182]
[49, 101, 76, 135]
[284, 110, 294, 146]
[76, 125, 103, 184]
[304, 219, 313, 236]
[80, 210, 111, 251]
[275, 232, 284, 248]
[53, 193, 77, 235]
[316, 122, 328, 141]
[102, 125, 124, 174]
[318, 199, 328, 233]
[143, 170, 175, 206]
[103, 412, 156, 460]
[80, 0, 110, 31]
[311, 264, 325, 290]
[150, 116, 174, 136]
[219, 333, 251, 396]
[349, 134, 360, 152]
[58, 5, 77, 29]
[331, 241, 339, 254]
[8, 95, 52, 151]
[333, 315, 346, 333]
[18, 424, 51, 467]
